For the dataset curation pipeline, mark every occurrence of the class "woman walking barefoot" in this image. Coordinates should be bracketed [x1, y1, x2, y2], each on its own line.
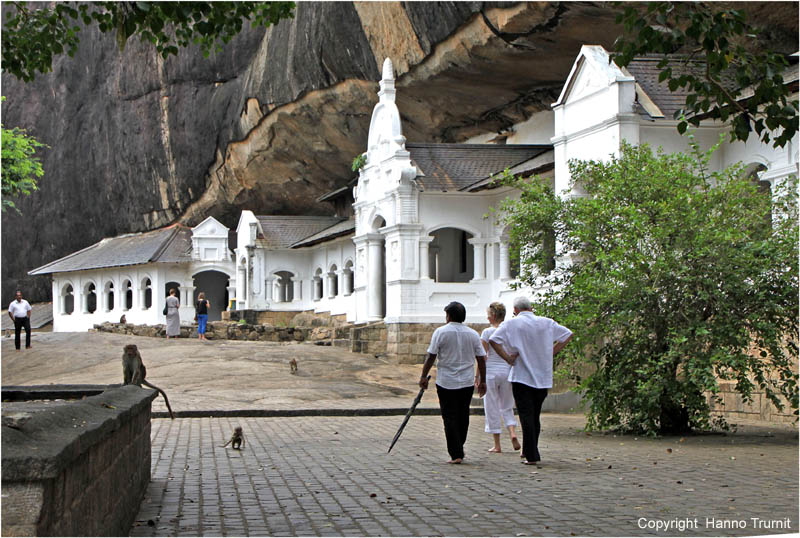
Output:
[478, 302, 521, 453]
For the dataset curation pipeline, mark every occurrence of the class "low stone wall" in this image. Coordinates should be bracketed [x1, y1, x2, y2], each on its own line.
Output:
[386, 322, 489, 364]
[708, 382, 796, 424]
[1, 385, 157, 536]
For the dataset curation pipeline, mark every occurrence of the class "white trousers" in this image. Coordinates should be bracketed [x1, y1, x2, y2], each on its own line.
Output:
[483, 374, 517, 433]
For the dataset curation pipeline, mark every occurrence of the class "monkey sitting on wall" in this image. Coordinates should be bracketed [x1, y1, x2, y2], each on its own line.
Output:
[119, 314, 127, 324]
[222, 426, 245, 449]
[289, 358, 298, 374]
[122, 344, 175, 419]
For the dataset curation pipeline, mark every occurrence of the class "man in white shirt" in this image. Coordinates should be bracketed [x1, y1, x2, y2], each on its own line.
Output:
[8, 290, 33, 351]
[419, 301, 487, 464]
[489, 296, 572, 464]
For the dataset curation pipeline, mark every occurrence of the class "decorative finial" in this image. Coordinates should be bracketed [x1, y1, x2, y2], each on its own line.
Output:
[382, 58, 394, 82]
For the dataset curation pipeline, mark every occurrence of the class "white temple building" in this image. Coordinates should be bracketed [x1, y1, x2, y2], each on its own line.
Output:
[31, 46, 798, 333]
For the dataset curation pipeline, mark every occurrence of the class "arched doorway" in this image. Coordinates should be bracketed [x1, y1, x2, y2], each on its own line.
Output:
[192, 270, 230, 322]
[165, 281, 181, 302]
[428, 227, 474, 282]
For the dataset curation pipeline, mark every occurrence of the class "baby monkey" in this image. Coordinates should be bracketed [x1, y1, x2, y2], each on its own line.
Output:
[289, 358, 298, 374]
[222, 426, 245, 450]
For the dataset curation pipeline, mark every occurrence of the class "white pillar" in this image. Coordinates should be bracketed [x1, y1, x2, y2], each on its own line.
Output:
[226, 286, 236, 310]
[292, 277, 303, 302]
[328, 273, 336, 298]
[367, 236, 384, 319]
[337, 271, 344, 297]
[499, 241, 511, 280]
[419, 237, 432, 280]
[265, 277, 273, 302]
[469, 239, 486, 280]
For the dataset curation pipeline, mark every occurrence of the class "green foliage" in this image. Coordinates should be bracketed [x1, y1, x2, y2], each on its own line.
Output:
[1, 100, 46, 213]
[351, 153, 367, 172]
[497, 140, 798, 434]
[612, 2, 798, 148]
[2, 1, 295, 82]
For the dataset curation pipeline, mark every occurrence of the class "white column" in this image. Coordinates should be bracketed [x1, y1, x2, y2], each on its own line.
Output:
[238, 267, 247, 308]
[265, 277, 273, 302]
[337, 271, 344, 297]
[499, 241, 511, 280]
[292, 277, 302, 302]
[469, 239, 486, 280]
[179, 283, 195, 321]
[327, 273, 336, 298]
[367, 236, 383, 319]
[419, 236, 432, 280]
[226, 286, 236, 310]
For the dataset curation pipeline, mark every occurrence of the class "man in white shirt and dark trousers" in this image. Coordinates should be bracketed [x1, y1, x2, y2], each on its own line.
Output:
[490, 296, 572, 464]
[8, 290, 33, 351]
[420, 301, 487, 464]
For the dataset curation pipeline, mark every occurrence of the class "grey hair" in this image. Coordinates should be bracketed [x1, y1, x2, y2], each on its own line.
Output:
[513, 296, 532, 311]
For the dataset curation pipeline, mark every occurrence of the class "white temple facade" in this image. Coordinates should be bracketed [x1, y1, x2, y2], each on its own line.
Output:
[32, 47, 797, 332]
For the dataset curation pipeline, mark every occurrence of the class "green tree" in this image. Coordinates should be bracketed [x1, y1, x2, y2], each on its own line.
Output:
[612, 2, 798, 148]
[496, 140, 798, 434]
[1, 102, 46, 213]
[2, 1, 295, 82]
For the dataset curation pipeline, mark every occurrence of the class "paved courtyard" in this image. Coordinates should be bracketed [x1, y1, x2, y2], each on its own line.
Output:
[131, 415, 798, 537]
[2, 332, 798, 536]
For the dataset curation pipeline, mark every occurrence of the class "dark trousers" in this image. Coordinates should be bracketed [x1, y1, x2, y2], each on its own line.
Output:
[436, 384, 474, 460]
[512, 383, 548, 462]
[14, 317, 31, 349]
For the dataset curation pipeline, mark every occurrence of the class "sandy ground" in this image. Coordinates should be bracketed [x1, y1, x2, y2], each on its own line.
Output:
[1, 331, 436, 413]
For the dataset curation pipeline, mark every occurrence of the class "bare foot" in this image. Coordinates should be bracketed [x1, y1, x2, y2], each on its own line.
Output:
[511, 437, 521, 451]
[447, 458, 463, 464]
[488, 447, 501, 453]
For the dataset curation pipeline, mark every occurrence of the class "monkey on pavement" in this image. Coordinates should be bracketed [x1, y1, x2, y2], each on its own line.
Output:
[222, 426, 245, 449]
[122, 344, 175, 419]
[289, 358, 298, 374]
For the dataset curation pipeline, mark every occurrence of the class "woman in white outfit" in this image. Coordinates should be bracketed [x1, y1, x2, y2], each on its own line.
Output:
[478, 302, 521, 453]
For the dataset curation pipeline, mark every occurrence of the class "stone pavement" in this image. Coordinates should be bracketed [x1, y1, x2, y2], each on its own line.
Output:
[3, 332, 798, 536]
[130, 414, 798, 537]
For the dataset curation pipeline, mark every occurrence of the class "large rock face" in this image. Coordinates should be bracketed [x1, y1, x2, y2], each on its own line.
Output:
[2, 1, 797, 302]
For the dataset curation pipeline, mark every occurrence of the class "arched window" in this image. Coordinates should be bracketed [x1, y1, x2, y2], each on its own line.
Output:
[122, 280, 133, 311]
[104, 281, 114, 312]
[165, 281, 181, 301]
[274, 271, 294, 302]
[61, 284, 74, 315]
[84, 282, 97, 314]
[313, 268, 323, 301]
[343, 260, 354, 296]
[328, 264, 339, 298]
[140, 278, 152, 310]
[428, 228, 474, 282]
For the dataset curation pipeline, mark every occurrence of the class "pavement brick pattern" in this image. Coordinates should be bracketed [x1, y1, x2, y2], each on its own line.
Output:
[131, 414, 797, 537]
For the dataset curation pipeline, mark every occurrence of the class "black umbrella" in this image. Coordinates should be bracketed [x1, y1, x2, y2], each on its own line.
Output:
[387, 375, 431, 453]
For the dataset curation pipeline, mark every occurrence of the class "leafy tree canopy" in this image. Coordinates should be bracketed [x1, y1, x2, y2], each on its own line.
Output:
[496, 139, 798, 435]
[612, 2, 798, 148]
[2, 1, 295, 82]
[1, 99, 46, 214]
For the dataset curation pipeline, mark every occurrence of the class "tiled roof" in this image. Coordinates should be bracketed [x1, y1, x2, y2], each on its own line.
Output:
[291, 219, 355, 248]
[625, 56, 733, 119]
[407, 143, 552, 192]
[28, 225, 193, 275]
[464, 149, 555, 191]
[255, 216, 347, 249]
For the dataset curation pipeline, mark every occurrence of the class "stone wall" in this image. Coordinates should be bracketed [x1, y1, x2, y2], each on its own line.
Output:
[708, 382, 797, 424]
[1, 385, 156, 536]
[386, 322, 489, 364]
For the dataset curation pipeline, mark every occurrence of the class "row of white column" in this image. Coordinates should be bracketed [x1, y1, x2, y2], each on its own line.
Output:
[417, 238, 513, 281]
[261, 271, 355, 303]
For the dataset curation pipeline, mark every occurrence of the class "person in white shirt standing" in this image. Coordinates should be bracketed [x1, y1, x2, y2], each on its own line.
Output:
[8, 290, 33, 351]
[479, 301, 521, 454]
[419, 301, 487, 464]
[489, 296, 572, 464]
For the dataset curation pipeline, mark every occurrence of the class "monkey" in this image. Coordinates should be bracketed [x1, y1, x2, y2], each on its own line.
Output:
[122, 344, 175, 419]
[221, 426, 245, 449]
[289, 358, 298, 374]
[119, 314, 127, 324]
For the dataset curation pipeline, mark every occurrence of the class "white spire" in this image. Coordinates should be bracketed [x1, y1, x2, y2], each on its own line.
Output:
[378, 58, 395, 103]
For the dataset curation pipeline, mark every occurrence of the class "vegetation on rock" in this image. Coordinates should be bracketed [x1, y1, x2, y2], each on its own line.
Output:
[2, 1, 295, 82]
[1, 98, 46, 214]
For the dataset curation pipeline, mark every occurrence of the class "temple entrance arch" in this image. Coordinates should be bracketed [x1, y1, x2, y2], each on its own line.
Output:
[192, 270, 230, 322]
